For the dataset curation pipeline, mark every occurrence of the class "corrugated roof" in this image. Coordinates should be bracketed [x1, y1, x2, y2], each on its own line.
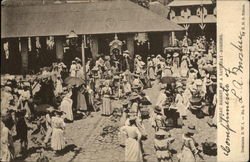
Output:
[1, 0, 184, 38]
[168, 0, 213, 7]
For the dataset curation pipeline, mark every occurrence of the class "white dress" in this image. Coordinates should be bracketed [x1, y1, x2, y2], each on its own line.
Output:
[51, 116, 66, 151]
[54, 79, 63, 96]
[60, 97, 73, 121]
[175, 93, 187, 117]
[70, 64, 77, 77]
[120, 125, 143, 162]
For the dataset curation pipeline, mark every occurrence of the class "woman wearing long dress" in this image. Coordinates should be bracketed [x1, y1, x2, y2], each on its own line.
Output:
[172, 53, 180, 77]
[69, 61, 77, 77]
[54, 76, 63, 96]
[1, 117, 15, 161]
[179, 126, 198, 162]
[101, 81, 112, 116]
[180, 55, 189, 77]
[77, 85, 88, 113]
[120, 115, 143, 162]
[51, 110, 66, 156]
[154, 130, 175, 162]
[60, 90, 74, 122]
[175, 86, 187, 118]
[20, 87, 32, 119]
[147, 58, 155, 80]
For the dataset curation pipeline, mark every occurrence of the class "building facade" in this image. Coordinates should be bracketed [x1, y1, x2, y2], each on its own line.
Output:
[168, 0, 216, 40]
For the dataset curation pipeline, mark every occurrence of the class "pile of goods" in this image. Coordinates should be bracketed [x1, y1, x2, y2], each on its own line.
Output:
[110, 108, 122, 122]
[97, 125, 120, 144]
[202, 142, 217, 156]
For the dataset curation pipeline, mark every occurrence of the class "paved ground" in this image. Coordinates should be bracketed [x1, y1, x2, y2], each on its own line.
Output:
[15, 81, 217, 162]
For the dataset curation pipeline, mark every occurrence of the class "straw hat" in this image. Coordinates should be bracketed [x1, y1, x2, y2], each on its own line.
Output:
[122, 100, 129, 106]
[195, 79, 203, 86]
[184, 124, 198, 134]
[210, 75, 217, 81]
[176, 82, 183, 88]
[154, 106, 162, 114]
[46, 106, 55, 112]
[4, 86, 12, 92]
[104, 80, 110, 86]
[72, 60, 76, 64]
[123, 50, 130, 54]
[92, 66, 99, 71]
[173, 52, 179, 57]
[128, 110, 137, 120]
[54, 109, 65, 116]
[160, 84, 166, 90]
[182, 55, 188, 60]
[156, 54, 162, 59]
[129, 92, 140, 101]
[75, 57, 81, 62]
[133, 73, 139, 78]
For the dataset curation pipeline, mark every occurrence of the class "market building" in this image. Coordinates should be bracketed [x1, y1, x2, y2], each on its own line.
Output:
[1, 0, 184, 74]
[167, 0, 216, 40]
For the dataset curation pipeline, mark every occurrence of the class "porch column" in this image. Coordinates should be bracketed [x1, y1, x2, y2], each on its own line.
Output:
[8, 38, 20, 74]
[127, 34, 134, 58]
[1, 40, 5, 73]
[163, 32, 170, 49]
[90, 35, 98, 60]
[20, 37, 29, 73]
[30, 37, 36, 51]
[55, 36, 64, 60]
[171, 31, 176, 46]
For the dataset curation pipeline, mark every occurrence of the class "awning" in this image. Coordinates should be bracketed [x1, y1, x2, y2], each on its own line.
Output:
[1, 0, 184, 38]
[168, 0, 213, 7]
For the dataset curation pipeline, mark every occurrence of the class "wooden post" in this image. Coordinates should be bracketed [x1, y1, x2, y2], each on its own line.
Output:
[8, 38, 20, 74]
[30, 37, 36, 51]
[20, 37, 29, 74]
[81, 35, 86, 80]
[90, 35, 98, 60]
[171, 31, 176, 46]
[163, 32, 170, 49]
[55, 36, 64, 60]
[127, 34, 134, 58]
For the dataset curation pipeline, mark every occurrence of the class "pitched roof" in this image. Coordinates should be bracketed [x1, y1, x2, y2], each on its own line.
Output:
[168, 0, 213, 7]
[1, 0, 184, 38]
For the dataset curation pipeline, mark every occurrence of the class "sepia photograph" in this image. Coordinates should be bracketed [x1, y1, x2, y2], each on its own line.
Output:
[2, 0, 246, 162]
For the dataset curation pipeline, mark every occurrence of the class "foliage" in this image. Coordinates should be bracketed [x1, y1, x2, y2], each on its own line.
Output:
[130, 0, 150, 9]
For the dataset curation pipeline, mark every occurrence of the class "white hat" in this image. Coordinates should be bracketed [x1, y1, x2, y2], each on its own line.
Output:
[173, 52, 179, 57]
[195, 79, 203, 86]
[123, 50, 130, 54]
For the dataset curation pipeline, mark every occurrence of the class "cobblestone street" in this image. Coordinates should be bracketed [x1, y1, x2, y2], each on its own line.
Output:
[19, 82, 217, 162]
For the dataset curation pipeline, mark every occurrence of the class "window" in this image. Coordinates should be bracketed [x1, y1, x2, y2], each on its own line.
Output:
[175, 7, 181, 16]
[206, 5, 214, 15]
[190, 6, 197, 15]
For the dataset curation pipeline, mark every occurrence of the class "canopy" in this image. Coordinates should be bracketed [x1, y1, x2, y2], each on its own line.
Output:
[1, 0, 184, 38]
[168, 0, 213, 7]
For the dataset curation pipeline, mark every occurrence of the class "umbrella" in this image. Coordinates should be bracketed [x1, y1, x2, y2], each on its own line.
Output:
[161, 76, 176, 84]
[64, 77, 85, 87]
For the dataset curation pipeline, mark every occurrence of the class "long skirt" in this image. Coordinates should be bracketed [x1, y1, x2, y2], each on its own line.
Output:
[125, 138, 142, 162]
[180, 147, 195, 162]
[51, 128, 65, 151]
[101, 97, 112, 116]
[77, 92, 88, 111]
[148, 67, 155, 80]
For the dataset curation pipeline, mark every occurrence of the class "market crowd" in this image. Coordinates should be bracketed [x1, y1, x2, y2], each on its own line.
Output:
[1, 35, 217, 162]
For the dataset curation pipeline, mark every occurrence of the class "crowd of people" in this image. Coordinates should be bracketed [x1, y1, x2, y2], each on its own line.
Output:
[1, 35, 217, 162]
